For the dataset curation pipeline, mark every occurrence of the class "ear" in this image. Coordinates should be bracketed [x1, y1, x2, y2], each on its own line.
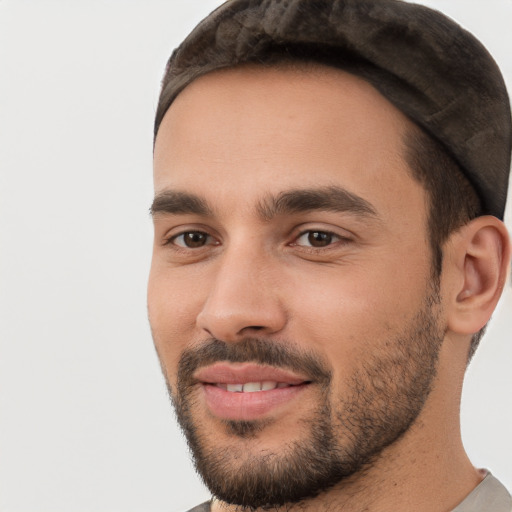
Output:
[446, 216, 510, 335]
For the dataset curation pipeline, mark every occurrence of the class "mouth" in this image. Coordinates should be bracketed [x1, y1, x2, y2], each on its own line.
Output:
[194, 363, 312, 421]
[214, 381, 300, 392]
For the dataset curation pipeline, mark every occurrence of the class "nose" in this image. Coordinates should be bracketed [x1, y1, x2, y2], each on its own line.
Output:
[196, 246, 287, 342]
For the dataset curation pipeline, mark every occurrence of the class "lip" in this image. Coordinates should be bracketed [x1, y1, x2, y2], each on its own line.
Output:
[194, 363, 312, 421]
[194, 362, 310, 385]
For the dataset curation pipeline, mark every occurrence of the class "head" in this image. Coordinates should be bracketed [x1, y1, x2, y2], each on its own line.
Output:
[148, 1, 511, 509]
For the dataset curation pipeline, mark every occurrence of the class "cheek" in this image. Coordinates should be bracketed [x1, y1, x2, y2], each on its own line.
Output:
[286, 255, 430, 363]
[147, 263, 205, 376]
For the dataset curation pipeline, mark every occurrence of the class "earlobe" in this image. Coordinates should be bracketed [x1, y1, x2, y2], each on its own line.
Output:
[447, 216, 510, 335]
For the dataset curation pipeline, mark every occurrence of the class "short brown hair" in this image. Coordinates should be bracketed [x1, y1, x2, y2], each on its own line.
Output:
[404, 125, 484, 359]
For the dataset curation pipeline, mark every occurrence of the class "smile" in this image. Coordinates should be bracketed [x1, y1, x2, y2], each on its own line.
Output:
[215, 382, 297, 392]
[194, 363, 312, 421]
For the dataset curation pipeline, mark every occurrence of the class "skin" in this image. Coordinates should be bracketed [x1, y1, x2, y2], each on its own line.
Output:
[149, 65, 510, 511]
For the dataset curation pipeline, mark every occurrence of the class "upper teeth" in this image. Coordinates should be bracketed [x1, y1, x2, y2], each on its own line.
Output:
[218, 382, 291, 392]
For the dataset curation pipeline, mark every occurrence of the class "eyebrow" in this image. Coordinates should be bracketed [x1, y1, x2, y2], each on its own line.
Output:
[257, 186, 378, 221]
[150, 186, 378, 221]
[150, 190, 212, 217]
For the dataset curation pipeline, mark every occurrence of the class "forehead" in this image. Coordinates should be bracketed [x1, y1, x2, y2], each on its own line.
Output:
[153, 64, 425, 221]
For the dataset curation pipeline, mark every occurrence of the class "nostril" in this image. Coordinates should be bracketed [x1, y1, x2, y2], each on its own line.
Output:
[238, 325, 266, 336]
[197, 297, 287, 340]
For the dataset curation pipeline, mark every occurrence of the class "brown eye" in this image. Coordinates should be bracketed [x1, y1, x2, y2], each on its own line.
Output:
[307, 231, 332, 247]
[294, 230, 341, 248]
[173, 231, 210, 248]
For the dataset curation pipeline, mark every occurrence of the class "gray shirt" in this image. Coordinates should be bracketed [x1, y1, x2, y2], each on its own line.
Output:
[452, 473, 511, 512]
[186, 473, 512, 512]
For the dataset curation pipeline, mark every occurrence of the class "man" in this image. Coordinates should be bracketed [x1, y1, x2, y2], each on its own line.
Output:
[148, 0, 512, 510]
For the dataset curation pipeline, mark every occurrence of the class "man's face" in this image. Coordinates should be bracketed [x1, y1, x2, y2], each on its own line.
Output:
[149, 66, 445, 507]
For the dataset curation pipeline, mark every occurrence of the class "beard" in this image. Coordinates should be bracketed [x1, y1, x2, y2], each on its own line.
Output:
[164, 288, 444, 510]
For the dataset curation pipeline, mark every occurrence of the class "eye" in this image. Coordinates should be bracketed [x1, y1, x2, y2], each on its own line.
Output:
[171, 231, 214, 248]
[294, 230, 341, 248]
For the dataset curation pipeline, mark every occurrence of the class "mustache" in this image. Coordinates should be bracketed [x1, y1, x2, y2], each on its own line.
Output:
[177, 337, 332, 385]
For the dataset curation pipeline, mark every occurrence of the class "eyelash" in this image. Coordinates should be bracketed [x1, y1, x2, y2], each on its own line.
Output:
[292, 230, 345, 249]
[165, 231, 217, 249]
[164, 228, 348, 251]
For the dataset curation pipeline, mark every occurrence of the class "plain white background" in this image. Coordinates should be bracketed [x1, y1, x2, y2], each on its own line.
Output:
[0, 1, 510, 511]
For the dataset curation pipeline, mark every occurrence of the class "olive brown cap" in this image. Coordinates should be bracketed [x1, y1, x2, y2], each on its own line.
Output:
[154, 0, 511, 219]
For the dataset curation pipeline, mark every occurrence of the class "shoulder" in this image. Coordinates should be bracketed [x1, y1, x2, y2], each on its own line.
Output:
[452, 473, 511, 512]
[185, 502, 211, 512]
